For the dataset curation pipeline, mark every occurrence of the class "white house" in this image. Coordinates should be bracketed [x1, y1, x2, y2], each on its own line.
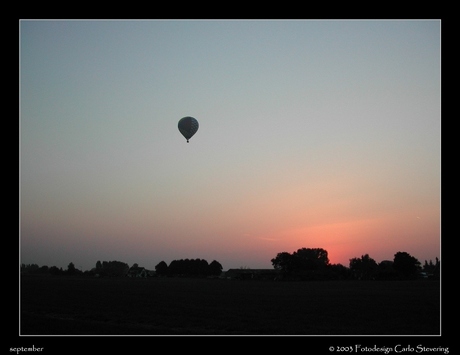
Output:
[126, 265, 149, 278]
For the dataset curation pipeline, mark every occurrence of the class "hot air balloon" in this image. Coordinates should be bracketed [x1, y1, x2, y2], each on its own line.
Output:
[178, 116, 199, 143]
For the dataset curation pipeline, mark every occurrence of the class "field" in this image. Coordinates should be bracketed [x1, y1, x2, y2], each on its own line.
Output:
[20, 275, 440, 336]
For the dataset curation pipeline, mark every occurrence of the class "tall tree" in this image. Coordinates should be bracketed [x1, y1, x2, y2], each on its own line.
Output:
[67, 262, 76, 275]
[271, 251, 295, 274]
[209, 260, 223, 276]
[393, 252, 421, 279]
[293, 248, 330, 270]
[155, 261, 168, 276]
[349, 254, 378, 280]
[271, 248, 330, 277]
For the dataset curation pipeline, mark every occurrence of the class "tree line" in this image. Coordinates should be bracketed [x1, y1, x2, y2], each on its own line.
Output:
[154, 259, 223, 277]
[20, 258, 223, 278]
[21, 247, 440, 281]
[271, 248, 440, 280]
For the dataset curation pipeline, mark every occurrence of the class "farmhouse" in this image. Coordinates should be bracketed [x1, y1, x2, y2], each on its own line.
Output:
[126, 265, 151, 278]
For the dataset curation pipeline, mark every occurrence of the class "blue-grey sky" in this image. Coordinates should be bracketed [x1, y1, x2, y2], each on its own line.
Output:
[20, 20, 440, 271]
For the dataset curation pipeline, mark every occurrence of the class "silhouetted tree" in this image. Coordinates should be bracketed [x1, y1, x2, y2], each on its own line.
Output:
[155, 261, 168, 276]
[190, 259, 209, 275]
[293, 248, 330, 270]
[328, 263, 351, 280]
[393, 252, 421, 279]
[49, 266, 63, 275]
[67, 262, 76, 275]
[349, 254, 378, 280]
[423, 258, 440, 278]
[168, 260, 180, 275]
[271, 251, 296, 275]
[166, 258, 222, 277]
[432, 257, 440, 279]
[21, 264, 50, 274]
[21, 263, 40, 274]
[271, 248, 330, 279]
[96, 260, 129, 277]
[209, 260, 223, 276]
[376, 260, 397, 280]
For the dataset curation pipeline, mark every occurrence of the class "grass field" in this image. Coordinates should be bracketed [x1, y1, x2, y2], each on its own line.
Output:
[20, 275, 440, 335]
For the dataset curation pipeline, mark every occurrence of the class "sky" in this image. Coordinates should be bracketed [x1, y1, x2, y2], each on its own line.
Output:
[20, 19, 441, 272]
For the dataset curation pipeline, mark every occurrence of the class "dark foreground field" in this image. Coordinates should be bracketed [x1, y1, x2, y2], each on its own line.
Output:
[21, 275, 440, 335]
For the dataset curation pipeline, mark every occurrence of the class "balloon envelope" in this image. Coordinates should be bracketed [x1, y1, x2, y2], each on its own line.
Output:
[178, 116, 199, 142]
